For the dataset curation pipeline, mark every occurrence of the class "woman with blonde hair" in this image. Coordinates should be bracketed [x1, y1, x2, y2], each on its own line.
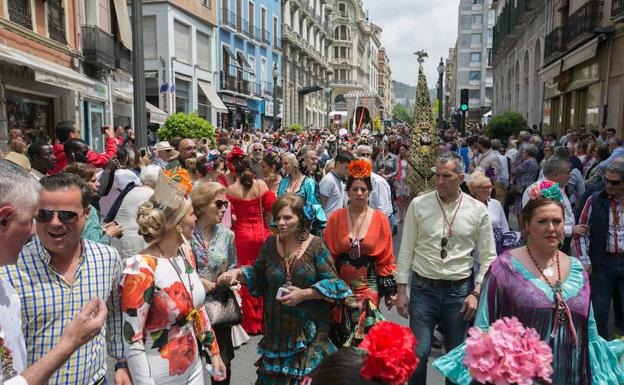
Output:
[120, 171, 226, 385]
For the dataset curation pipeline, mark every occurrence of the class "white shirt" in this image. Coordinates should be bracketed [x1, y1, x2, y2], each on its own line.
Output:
[110, 186, 154, 260]
[0, 277, 28, 385]
[368, 172, 393, 216]
[396, 191, 497, 285]
[319, 172, 344, 218]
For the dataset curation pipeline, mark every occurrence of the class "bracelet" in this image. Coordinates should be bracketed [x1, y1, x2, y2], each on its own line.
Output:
[468, 290, 480, 299]
[114, 361, 128, 371]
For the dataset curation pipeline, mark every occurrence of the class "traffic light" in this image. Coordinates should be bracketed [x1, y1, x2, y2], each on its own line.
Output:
[460, 89, 469, 112]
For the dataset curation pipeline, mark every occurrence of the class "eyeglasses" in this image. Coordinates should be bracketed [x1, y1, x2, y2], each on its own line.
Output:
[477, 185, 493, 190]
[440, 237, 448, 259]
[215, 200, 229, 209]
[253, 148, 263, 152]
[360, 153, 371, 157]
[35, 209, 82, 224]
[605, 178, 624, 186]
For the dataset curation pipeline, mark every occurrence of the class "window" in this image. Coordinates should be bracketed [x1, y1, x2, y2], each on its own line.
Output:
[472, 0, 483, 4]
[261, 7, 266, 33]
[8, 0, 33, 29]
[145, 72, 159, 108]
[273, 16, 279, 46]
[469, 71, 481, 81]
[249, 1, 254, 31]
[487, 49, 493, 65]
[201, 0, 211, 8]
[470, 52, 481, 62]
[471, 15, 482, 24]
[144, 16, 157, 59]
[338, 2, 346, 13]
[261, 58, 267, 91]
[197, 32, 211, 70]
[47, 0, 67, 44]
[470, 34, 482, 45]
[174, 21, 191, 63]
[469, 89, 480, 99]
[175, 77, 190, 113]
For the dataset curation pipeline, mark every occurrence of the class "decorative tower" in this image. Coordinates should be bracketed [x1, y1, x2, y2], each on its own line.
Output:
[407, 52, 440, 196]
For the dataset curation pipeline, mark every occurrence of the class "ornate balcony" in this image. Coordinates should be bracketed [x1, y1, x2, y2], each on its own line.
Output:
[262, 29, 271, 45]
[237, 17, 249, 36]
[82, 26, 115, 71]
[115, 41, 132, 73]
[221, 8, 236, 30]
[219, 72, 251, 95]
[566, 0, 600, 48]
[544, 27, 566, 64]
[8, 0, 32, 29]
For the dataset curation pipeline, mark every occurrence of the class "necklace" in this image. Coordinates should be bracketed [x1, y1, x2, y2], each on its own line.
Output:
[526, 246, 569, 326]
[436, 191, 463, 252]
[348, 207, 369, 259]
[157, 243, 195, 294]
[279, 235, 303, 286]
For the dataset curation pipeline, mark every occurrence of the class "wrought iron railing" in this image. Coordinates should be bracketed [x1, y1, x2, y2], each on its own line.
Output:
[221, 8, 236, 29]
[566, 0, 600, 47]
[263, 82, 274, 96]
[47, 0, 67, 44]
[8, 0, 32, 29]
[219, 72, 251, 95]
[274, 36, 282, 50]
[115, 41, 132, 73]
[82, 26, 115, 70]
[544, 27, 566, 63]
[237, 17, 249, 35]
[262, 29, 271, 45]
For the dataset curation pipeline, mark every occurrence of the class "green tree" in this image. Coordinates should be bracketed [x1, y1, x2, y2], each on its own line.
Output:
[287, 124, 304, 135]
[486, 111, 528, 140]
[392, 104, 414, 126]
[157, 113, 215, 142]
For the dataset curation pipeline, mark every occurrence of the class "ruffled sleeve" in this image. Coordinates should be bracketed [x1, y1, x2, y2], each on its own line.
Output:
[241, 238, 271, 297]
[310, 240, 351, 301]
[433, 268, 496, 385]
[587, 305, 624, 383]
[301, 177, 326, 234]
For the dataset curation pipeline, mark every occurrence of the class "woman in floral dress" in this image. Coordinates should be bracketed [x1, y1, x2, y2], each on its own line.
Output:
[120, 172, 226, 385]
[218, 194, 351, 385]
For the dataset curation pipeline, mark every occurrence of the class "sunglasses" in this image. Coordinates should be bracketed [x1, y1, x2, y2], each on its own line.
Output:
[215, 200, 229, 209]
[35, 209, 82, 224]
[253, 148, 263, 152]
[441, 237, 448, 259]
[605, 178, 624, 186]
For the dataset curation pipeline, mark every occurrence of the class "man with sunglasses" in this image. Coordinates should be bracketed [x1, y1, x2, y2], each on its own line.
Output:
[395, 152, 497, 385]
[576, 158, 624, 338]
[249, 142, 265, 178]
[1, 173, 131, 385]
[0, 161, 109, 385]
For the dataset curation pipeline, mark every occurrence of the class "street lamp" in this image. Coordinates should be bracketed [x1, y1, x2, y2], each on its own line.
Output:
[324, 85, 332, 129]
[437, 57, 445, 130]
[272, 62, 279, 130]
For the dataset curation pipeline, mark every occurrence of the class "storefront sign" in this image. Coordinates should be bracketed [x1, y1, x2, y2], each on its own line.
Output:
[0, 63, 34, 82]
[221, 94, 248, 107]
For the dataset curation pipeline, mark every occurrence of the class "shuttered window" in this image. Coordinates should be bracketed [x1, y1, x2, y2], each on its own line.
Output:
[197, 32, 211, 70]
[174, 21, 191, 64]
[143, 16, 157, 59]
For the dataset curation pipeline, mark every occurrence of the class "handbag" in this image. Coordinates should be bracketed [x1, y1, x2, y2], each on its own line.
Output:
[329, 303, 352, 348]
[203, 285, 243, 327]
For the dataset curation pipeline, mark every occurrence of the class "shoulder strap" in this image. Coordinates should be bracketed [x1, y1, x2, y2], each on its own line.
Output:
[104, 182, 136, 223]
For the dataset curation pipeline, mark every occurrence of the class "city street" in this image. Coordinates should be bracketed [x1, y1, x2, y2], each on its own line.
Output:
[107, 226, 447, 385]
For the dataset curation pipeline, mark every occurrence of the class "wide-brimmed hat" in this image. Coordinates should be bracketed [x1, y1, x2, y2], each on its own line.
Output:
[155, 141, 179, 161]
[4, 152, 31, 171]
[327, 135, 336, 142]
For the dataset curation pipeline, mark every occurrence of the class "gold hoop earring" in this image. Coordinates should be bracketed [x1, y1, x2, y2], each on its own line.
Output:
[176, 225, 183, 234]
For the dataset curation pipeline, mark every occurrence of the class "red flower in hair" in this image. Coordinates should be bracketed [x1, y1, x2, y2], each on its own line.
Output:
[359, 321, 419, 385]
[226, 146, 245, 174]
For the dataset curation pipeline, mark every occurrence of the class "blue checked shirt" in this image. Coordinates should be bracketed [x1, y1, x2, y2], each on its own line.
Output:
[1, 237, 124, 385]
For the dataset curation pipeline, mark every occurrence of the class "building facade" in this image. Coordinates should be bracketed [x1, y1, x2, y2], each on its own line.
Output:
[492, 0, 624, 135]
[328, 0, 383, 131]
[455, 0, 494, 120]
[217, 0, 282, 131]
[281, 0, 332, 129]
[378, 47, 394, 120]
[445, 46, 458, 117]
[0, 0, 94, 149]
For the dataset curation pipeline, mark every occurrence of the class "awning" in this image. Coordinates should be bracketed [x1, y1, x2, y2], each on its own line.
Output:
[112, 0, 132, 50]
[236, 52, 254, 74]
[198, 81, 228, 112]
[222, 45, 241, 68]
[538, 59, 562, 81]
[146, 101, 167, 124]
[561, 37, 598, 72]
[112, 88, 133, 103]
[0, 44, 94, 93]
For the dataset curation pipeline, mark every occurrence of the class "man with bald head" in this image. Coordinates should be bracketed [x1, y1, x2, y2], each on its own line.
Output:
[178, 138, 198, 165]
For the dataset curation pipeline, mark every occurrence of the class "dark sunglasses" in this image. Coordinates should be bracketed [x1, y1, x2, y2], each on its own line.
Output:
[605, 178, 624, 186]
[35, 209, 82, 224]
[441, 237, 448, 259]
[215, 200, 229, 209]
[253, 148, 263, 152]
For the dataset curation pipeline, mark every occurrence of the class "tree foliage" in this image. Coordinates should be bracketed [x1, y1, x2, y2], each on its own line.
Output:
[486, 112, 528, 140]
[157, 113, 215, 142]
[287, 124, 304, 135]
[392, 104, 414, 126]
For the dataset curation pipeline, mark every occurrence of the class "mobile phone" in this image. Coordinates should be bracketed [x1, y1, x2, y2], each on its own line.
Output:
[140, 148, 147, 158]
[276, 287, 290, 299]
[100, 126, 107, 135]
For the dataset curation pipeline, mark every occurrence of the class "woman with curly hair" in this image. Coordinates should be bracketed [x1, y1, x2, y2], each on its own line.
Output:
[217, 193, 351, 385]
[323, 159, 397, 346]
[226, 147, 276, 334]
[261, 150, 283, 194]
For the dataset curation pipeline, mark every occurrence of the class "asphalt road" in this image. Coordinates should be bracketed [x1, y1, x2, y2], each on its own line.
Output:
[107, 223, 447, 384]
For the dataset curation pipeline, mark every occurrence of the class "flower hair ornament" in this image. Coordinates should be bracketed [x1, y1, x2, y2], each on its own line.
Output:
[527, 180, 564, 202]
[347, 159, 372, 179]
[226, 146, 245, 174]
[204, 150, 220, 173]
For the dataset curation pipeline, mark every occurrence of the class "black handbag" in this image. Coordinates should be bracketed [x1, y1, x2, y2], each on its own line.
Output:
[203, 285, 242, 327]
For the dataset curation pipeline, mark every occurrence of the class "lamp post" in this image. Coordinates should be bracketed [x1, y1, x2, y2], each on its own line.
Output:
[324, 85, 332, 129]
[437, 57, 445, 130]
[272, 62, 279, 131]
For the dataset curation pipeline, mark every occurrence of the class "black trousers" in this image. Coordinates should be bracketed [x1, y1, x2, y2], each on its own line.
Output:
[210, 326, 235, 385]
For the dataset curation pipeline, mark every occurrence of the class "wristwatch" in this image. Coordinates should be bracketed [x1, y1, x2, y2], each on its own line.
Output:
[114, 361, 128, 371]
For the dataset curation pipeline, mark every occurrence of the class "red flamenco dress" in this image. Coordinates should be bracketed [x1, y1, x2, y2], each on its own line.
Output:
[228, 189, 276, 334]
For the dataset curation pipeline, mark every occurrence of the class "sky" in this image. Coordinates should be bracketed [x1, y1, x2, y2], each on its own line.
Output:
[360, 0, 459, 89]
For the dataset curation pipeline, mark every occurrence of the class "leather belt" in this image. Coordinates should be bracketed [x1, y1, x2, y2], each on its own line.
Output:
[412, 272, 471, 288]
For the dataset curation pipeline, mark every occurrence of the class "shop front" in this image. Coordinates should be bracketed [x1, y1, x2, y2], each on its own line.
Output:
[542, 57, 601, 136]
[81, 81, 109, 153]
[219, 94, 253, 130]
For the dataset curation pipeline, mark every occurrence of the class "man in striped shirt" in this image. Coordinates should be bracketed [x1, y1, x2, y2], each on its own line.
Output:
[0, 161, 109, 385]
[1, 173, 131, 385]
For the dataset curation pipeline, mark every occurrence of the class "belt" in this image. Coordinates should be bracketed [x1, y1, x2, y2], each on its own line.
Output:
[606, 252, 624, 259]
[412, 272, 471, 288]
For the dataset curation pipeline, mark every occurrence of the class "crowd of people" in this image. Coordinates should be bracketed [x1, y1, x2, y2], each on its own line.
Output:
[1, 120, 624, 385]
